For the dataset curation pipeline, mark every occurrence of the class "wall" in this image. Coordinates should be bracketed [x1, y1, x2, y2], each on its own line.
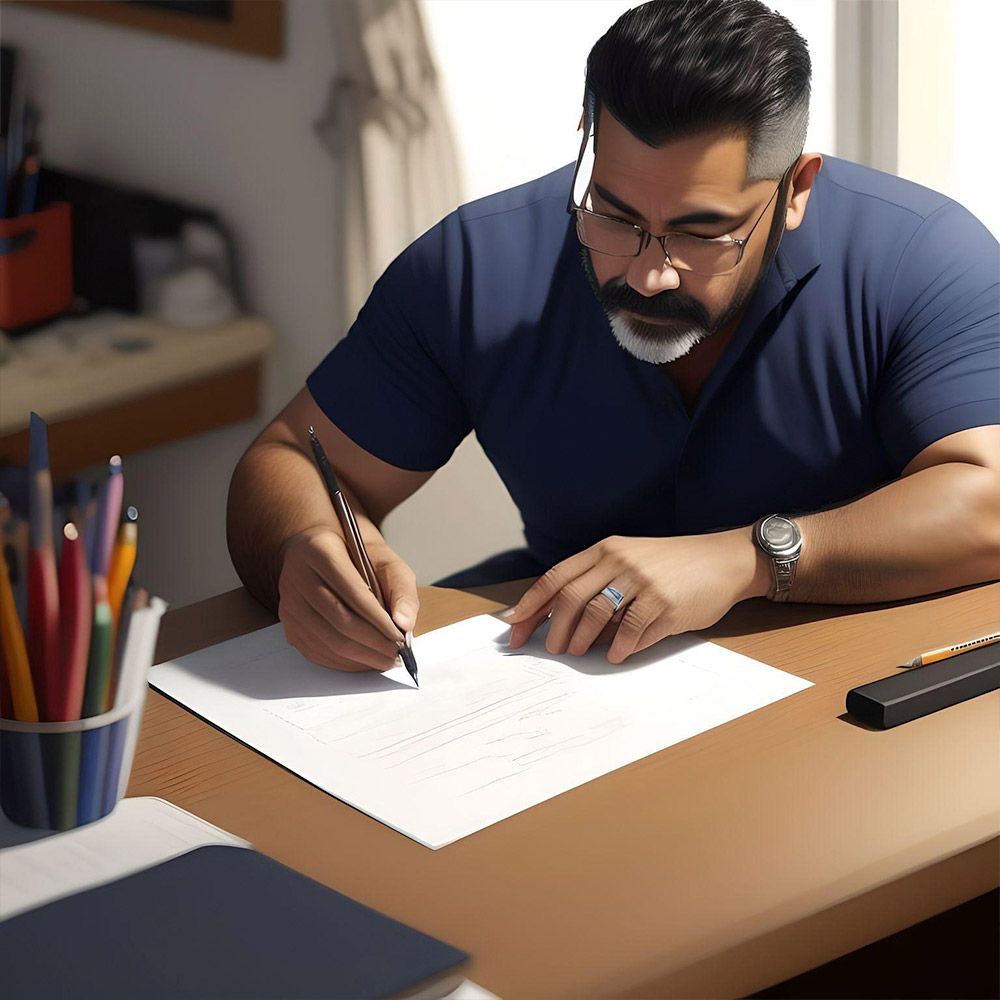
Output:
[897, 0, 999, 238]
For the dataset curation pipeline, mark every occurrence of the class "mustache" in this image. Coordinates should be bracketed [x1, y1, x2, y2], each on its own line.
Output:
[579, 248, 708, 325]
[598, 280, 709, 325]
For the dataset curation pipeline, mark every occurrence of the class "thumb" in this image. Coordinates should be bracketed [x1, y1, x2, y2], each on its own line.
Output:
[377, 554, 420, 633]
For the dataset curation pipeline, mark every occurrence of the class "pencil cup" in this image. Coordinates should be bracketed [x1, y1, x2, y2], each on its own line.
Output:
[0, 687, 148, 831]
[0, 200, 74, 331]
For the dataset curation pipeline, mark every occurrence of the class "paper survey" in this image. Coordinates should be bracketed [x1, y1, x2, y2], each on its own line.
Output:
[149, 615, 812, 848]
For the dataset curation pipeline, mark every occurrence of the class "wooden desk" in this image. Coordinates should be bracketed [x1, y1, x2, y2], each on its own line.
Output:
[130, 581, 1000, 999]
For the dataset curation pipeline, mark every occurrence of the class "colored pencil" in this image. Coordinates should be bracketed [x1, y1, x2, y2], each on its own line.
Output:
[80, 576, 113, 719]
[0, 541, 38, 722]
[77, 724, 111, 825]
[0, 530, 48, 827]
[10, 520, 29, 628]
[105, 595, 166, 810]
[108, 506, 138, 629]
[107, 578, 136, 710]
[90, 456, 123, 576]
[55, 523, 91, 722]
[27, 412, 60, 719]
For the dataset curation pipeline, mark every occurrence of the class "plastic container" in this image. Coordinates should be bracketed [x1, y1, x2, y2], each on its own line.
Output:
[0, 688, 148, 831]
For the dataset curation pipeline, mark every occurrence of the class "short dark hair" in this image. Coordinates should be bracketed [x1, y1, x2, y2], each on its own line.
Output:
[585, 0, 811, 184]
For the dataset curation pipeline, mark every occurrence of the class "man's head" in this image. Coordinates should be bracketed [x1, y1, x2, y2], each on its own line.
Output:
[576, 0, 821, 364]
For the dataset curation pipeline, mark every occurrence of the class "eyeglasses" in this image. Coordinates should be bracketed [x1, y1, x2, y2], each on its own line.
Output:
[566, 111, 797, 276]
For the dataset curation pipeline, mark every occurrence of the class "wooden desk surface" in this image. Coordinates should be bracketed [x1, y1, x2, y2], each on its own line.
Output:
[130, 581, 1000, 999]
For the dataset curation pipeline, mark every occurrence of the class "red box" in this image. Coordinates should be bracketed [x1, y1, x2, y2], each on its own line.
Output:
[0, 201, 74, 330]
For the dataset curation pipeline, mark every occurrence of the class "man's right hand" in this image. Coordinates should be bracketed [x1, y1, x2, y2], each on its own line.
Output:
[276, 526, 420, 672]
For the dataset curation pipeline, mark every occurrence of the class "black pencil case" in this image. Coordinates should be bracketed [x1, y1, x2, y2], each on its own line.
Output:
[846, 641, 1000, 729]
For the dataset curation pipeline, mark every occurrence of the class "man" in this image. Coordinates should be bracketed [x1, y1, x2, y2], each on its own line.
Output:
[227, 0, 999, 673]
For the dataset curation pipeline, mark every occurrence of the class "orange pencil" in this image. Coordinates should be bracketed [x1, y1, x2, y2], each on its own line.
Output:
[0, 537, 39, 722]
[107, 507, 138, 628]
[55, 524, 92, 721]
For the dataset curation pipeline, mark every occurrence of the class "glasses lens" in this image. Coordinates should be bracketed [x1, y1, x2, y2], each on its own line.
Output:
[663, 234, 741, 275]
[575, 212, 642, 257]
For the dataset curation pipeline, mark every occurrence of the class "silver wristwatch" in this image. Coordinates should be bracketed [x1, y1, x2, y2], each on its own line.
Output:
[752, 515, 802, 602]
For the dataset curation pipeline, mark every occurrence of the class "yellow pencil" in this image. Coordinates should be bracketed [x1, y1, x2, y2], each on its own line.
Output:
[904, 632, 1000, 668]
[107, 507, 138, 629]
[0, 542, 39, 722]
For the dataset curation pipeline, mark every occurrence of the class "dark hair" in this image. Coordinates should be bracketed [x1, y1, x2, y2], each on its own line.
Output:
[585, 0, 811, 183]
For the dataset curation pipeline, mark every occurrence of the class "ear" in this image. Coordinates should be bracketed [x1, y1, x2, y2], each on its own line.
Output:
[784, 153, 823, 232]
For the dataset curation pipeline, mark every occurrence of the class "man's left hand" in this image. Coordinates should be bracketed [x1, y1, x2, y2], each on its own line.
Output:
[502, 530, 769, 664]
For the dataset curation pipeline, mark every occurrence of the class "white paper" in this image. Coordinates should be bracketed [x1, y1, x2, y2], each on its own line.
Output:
[149, 616, 812, 849]
[0, 797, 249, 921]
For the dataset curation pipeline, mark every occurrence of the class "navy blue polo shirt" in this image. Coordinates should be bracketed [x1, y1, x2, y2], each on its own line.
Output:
[307, 156, 1000, 572]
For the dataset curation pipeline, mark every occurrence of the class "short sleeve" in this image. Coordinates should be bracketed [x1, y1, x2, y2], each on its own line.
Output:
[874, 200, 1000, 473]
[306, 222, 471, 472]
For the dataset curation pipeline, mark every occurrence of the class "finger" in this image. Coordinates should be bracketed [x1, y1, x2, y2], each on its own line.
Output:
[305, 531, 405, 643]
[567, 587, 633, 656]
[607, 600, 659, 664]
[547, 568, 632, 656]
[290, 598, 399, 671]
[304, 582, 401, 660]
[507, 596, 556, 648]
[374, 553, 420, 633]
[280, 611, 371, 672]
[503, 548, 601, 623]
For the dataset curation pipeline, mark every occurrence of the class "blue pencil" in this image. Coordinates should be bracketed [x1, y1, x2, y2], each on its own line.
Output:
[77, 725, 111, 825]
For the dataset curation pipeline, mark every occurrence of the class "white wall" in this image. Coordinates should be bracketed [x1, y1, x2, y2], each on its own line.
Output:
[897, 0, 999, 238]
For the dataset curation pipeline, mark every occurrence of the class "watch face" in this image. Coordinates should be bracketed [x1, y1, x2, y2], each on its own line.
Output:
[763, 518, 795, 547]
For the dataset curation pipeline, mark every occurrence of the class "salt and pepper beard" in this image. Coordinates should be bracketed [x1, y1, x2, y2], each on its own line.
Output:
[578, 178, 790, 365]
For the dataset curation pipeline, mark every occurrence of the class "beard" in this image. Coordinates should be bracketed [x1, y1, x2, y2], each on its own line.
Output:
[579, 182, 790, 365]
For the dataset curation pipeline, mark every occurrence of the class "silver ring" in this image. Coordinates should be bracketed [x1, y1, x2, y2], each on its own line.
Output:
[598, 585, 625, 611]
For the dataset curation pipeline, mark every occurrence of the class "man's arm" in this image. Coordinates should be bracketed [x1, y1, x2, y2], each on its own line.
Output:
[226, 386, 433, 615]
[504, 426, 1000, 663]
[742, 425, 1000, 604]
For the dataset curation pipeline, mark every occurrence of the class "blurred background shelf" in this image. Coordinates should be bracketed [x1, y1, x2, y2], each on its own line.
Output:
[0, 312, 272, 480]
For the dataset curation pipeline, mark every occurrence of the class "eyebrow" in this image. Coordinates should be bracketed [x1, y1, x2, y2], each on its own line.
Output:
[592, 182, 744, 228]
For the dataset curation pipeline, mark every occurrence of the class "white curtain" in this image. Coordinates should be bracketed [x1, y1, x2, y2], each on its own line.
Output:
[316, 0, 464, 334]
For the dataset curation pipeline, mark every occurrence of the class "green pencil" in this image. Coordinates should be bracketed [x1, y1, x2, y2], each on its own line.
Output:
[81, 577, 113, 718]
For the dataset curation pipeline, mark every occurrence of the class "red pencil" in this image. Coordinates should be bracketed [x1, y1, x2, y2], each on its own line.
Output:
[55, 523, 92, 721]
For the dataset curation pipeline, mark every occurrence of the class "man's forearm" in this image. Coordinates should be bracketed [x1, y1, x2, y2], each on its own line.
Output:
[226, 437, 378, 614]
[740, 463, 1000, 604]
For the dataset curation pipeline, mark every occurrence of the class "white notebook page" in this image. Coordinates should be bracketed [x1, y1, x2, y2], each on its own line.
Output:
[149, 615, 812, 849]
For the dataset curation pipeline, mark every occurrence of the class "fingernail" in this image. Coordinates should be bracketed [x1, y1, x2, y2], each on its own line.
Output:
[394, 654, 404, 669]
[498, 606, 518, 619]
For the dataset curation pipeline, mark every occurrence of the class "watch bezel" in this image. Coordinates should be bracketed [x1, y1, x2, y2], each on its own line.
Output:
[754, 514, 803, 561]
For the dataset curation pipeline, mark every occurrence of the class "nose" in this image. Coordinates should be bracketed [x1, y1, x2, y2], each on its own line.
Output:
[626, 237, 681, 296]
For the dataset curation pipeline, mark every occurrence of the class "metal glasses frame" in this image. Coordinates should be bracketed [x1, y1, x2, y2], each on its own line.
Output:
[566, 109, 799, 275]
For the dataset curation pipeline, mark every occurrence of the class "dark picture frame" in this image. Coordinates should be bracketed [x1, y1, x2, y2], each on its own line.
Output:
[21, 0, 284, 60]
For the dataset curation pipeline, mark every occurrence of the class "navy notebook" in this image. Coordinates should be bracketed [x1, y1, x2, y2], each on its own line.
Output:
[0, 845, 467, 999]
